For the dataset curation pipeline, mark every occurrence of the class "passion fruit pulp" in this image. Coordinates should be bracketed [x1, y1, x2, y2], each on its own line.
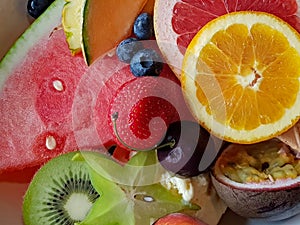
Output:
[211, 139, 300, 221]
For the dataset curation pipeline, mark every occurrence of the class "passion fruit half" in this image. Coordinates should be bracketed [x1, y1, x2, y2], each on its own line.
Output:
[211, 139, 300, 221]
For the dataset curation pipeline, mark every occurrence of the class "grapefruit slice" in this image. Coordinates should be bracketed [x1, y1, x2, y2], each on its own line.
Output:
[82, 0, 147, 65]
[154, 0, 300, 78]
[181, 11, 300, 144]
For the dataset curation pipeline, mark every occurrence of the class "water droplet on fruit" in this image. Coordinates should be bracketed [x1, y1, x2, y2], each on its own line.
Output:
[143, 196, 154, 202]
[53, 80, 64, 91]
[46, 135, 57, 150]
[134, 193, 155, 202]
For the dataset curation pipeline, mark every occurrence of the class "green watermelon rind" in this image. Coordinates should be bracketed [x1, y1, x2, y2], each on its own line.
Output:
[0, 0, 65, 86]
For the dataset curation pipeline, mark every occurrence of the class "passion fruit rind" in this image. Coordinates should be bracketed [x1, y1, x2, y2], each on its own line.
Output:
[211, 173, 300, 220]
[211, 139, 300, 220]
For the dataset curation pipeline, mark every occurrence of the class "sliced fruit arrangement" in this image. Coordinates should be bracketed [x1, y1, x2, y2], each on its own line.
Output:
[73, 54, 199, 157]
[23, 150, 203, 225]
[181, 11, 300, 144]
[154, 0, 300, 78]
[62, 0, 155, 62]
[3, 0, 300, 224]
[0, 0, 198, 182]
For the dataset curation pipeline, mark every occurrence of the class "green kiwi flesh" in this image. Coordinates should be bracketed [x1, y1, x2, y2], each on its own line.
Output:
[22, 151, 100, 225]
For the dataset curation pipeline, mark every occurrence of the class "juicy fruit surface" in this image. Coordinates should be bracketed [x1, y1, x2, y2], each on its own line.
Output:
[62, 0, 85, 55]
[181, 11, 300, 144]
[0, 29, 89, 176]
[0, 20, 190, 177]
[75, 151, 195, 225]
[212, 140, 300, 220]
[23, 151, 100, 225]
[154, 0, 300, 77]
[72, 50, 194, 153]
[82, 0, 147, 65]
[217, 140, 300, 184]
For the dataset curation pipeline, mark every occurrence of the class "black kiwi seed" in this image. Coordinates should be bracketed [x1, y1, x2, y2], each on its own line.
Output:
[23, 152, 100, 225]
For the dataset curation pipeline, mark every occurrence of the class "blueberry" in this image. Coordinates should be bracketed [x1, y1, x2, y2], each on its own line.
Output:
[116, 38, 143, 63]
[133, 13, 154, 40]
[130, 49, 163, 77]
[27, 0, 55, 19]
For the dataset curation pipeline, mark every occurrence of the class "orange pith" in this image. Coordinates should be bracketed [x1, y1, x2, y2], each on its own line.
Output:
[182, 11, 300, 144]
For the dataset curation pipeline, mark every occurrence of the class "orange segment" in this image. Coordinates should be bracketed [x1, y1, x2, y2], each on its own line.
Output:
[182, 11, 300, 144]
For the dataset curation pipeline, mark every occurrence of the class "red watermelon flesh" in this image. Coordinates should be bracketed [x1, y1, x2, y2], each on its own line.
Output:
[173, 0, 300, 54]
[72, 52, 195, 155]
[0, 29, 88, 179]
[0, 28, 194, 181]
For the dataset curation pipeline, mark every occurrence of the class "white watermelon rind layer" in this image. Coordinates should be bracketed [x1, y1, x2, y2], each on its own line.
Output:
[0, 0, 65, 86]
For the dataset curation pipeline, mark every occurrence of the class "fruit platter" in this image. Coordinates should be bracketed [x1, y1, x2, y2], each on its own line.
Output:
[2, 0, 300, 225]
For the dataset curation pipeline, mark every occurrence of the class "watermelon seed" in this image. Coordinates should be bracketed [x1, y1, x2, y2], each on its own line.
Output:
[46, 135, 57, 150]
[53, 80, 64, 92]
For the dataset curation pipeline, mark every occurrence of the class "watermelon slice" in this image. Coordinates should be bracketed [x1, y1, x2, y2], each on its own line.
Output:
[0, 0, 194, 182]
[0, 0, 88, 181]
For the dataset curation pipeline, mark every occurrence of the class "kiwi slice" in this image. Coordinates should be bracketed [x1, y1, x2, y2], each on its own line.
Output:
[23, 151, 100, 225]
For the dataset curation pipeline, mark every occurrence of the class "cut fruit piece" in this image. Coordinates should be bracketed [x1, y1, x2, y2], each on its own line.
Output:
[154, 0, 300, 78]
[23, 151, 100, 225]
[181, 11, 300, 144]
[82, 0, 148, 65]
[142, 0, 155, 14]
[72, 47, 194, 155]
[0, 0, 90, 182]
[212, 139, 300, 220]
[77, 150, 197, 225]
[62, 0, 85, 55]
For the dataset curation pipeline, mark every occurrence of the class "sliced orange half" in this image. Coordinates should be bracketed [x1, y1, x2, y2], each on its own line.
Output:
[181, 11, 300, 144]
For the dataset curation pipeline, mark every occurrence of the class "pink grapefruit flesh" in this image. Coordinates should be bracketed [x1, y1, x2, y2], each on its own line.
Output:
[154, 0, 300, 78]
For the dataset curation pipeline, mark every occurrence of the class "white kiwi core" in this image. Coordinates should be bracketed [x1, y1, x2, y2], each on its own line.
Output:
[64, 193, 93, 221]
